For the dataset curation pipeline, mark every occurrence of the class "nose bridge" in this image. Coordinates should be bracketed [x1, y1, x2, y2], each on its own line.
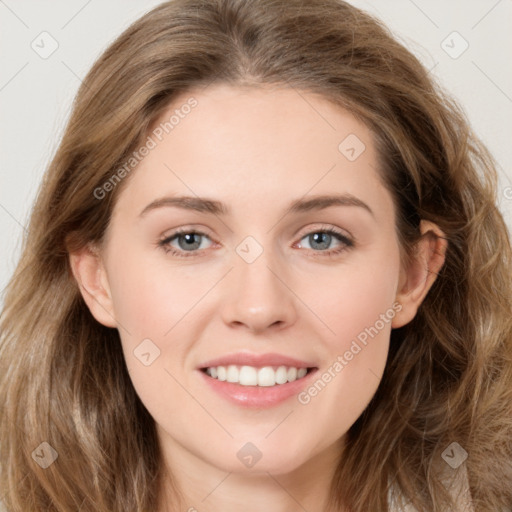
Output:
[220, 234, 297, 332]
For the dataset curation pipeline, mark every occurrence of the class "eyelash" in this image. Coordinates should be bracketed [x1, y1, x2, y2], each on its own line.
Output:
[158, 226, 354, 259]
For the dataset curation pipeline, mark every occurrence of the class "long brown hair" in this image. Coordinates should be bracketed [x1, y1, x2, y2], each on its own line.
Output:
[1, 0, 511, 510]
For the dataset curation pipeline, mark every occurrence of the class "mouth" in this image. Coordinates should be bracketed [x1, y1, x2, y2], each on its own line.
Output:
[200, 365, 317, 387]
[196, 352, 319, 407]
[198, 364, 319, 408]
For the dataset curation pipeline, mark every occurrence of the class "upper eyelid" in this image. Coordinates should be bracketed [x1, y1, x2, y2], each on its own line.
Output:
[296, 223, 352, 239]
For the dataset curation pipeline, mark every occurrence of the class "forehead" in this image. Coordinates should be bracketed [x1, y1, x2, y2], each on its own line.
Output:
[112, 83, 393, 222]
[158, 83, 374, 170]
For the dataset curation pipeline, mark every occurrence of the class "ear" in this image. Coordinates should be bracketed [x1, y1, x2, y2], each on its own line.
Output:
[392, 220, 448, 329]
[68, 244, 117, 328]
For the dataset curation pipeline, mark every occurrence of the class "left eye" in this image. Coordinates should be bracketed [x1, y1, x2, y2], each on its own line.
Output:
[296, 229, 353, 254]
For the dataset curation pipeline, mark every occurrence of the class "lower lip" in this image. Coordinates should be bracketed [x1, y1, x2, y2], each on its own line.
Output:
[197, 368, 318, 408]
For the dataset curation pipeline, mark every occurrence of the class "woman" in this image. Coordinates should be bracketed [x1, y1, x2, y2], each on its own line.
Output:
[1, 0, 511, 510]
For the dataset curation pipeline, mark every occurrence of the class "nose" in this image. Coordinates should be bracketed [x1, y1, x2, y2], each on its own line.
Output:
[220, 246, 298, 334]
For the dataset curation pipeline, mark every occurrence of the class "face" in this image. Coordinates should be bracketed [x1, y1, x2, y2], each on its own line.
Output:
[74, 84, 436, 481]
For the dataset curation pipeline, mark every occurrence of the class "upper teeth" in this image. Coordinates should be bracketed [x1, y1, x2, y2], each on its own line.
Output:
[205, 365, 308, 387]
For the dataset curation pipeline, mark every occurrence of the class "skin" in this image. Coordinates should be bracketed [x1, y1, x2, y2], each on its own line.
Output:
[70, 83, 447, 512]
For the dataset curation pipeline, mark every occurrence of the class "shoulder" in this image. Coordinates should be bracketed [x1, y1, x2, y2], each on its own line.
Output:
[388, 463, 474, 512]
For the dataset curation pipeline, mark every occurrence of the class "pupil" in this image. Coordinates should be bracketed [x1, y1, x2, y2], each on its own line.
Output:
[180, 233, 200, 250]
[311, 232, 330, 250]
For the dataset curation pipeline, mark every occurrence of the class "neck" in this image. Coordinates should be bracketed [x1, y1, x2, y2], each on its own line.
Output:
[157, 435, 346, 512]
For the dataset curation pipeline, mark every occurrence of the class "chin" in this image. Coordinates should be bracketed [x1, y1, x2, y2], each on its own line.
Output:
[205, 441, 312, 476]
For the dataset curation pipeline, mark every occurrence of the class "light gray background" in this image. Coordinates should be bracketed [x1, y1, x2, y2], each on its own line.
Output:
[1, 0, 511, 301]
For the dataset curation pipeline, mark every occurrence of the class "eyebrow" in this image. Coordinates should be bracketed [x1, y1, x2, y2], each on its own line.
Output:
[139, 193, 374, 218]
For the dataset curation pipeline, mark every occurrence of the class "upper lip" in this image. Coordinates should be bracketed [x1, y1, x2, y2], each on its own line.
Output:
[198, 352, 317, 369]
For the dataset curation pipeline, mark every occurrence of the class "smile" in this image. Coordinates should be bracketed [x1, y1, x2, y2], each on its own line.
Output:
[202, 365, 312, 387]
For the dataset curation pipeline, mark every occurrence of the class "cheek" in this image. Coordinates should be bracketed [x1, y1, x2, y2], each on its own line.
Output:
[106, 250, 205, 421]
[332, 273, 397, 344]
[295, 248, 400, 420]
[106, 247, 211, 339]
[105, 248, 218, 401]
[307, 247, 400, 348]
